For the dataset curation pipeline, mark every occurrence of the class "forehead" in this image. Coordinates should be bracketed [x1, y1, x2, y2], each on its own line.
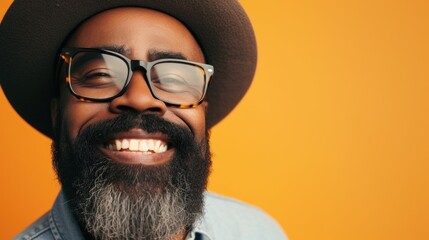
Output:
[64, 7, 204, 62]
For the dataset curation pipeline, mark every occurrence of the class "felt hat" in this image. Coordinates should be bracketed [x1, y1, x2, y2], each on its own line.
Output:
[0, 0, 257, 137]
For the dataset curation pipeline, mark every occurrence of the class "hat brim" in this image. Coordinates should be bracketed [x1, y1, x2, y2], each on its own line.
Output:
[0, 0, 257, 138]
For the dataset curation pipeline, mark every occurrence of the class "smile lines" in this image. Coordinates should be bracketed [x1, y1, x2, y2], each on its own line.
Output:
[106, 139, 168, 154]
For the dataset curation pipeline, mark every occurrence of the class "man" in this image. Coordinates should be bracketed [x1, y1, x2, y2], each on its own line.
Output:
[1, 1, 286, 239]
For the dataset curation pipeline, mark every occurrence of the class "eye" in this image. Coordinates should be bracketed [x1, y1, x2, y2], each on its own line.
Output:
[152, 73, 190, 92]
[83, 69, 112, 80]
[71, 68, 117, 88]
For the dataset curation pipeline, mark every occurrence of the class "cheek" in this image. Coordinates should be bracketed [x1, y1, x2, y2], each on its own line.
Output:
[59, 95, 108, 141]
[170, 105, 207, 142]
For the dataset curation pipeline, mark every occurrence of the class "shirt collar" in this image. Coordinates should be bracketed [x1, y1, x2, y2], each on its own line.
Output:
[50, 191, 85, 240]
[187, 217, 213, 240]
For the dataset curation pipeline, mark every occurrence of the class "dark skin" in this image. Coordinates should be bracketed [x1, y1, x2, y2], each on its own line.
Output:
[51, 7, 209, 240]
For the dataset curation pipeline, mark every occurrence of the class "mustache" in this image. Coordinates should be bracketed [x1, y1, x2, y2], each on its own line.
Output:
[73, 112, 194, 147]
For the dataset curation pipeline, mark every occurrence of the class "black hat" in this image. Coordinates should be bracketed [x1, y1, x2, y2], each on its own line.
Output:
[0, 0, 257, 137]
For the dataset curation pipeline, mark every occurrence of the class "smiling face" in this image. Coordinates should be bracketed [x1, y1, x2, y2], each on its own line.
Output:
[57, 7, 208, 162]
[52, 8, 211, 240]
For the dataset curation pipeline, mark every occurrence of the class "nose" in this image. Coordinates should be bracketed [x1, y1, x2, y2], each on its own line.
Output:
[109, 71, 168, 115]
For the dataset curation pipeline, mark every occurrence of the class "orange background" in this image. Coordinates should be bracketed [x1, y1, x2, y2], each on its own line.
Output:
[1, 0, 428, 239]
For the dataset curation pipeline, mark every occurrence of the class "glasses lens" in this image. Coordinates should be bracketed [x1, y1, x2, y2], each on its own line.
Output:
[149, 62, 206, 105]
[69, 52, 128, 99]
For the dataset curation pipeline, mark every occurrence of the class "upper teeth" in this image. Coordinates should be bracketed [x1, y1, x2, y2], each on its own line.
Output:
[107, 139, 168, 153]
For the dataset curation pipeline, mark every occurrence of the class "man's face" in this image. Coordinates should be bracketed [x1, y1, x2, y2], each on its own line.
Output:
[58, 7, 207, 153]
[52, 8, 211, 240]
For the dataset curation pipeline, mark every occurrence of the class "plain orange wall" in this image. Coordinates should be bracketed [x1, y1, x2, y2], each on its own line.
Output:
[1, 1, 428, 239]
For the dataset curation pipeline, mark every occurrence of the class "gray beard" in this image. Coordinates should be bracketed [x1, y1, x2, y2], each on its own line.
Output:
[81, 180, 192, 240]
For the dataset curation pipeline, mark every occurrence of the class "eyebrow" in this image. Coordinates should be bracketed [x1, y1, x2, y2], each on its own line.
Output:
[98, 45, 132, 56]
[93, 45, 189, 62]
[148, 50, 188, 61]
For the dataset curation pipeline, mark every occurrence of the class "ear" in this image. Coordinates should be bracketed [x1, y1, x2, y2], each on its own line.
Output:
[50, 98, 59, 131]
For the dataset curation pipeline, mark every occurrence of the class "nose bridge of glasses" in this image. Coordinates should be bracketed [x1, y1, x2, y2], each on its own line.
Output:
[125, 59, 153, 92]
[130, 60, 149, 72]
[129, 60, 151, 92]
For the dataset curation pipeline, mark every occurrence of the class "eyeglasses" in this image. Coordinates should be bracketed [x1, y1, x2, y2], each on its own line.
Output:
[59, 48, 214, 108]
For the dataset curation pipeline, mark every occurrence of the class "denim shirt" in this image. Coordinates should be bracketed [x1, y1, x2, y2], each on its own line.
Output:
[15, 191, 287, 240]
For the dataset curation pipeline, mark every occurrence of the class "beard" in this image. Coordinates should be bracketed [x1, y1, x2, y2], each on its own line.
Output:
[52, 112, 211, 240]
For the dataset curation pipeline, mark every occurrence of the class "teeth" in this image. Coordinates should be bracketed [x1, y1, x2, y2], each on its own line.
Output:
[122, 139, 129, 149]
[129, 139, 139, 151]
[115, 140, 122, 151]
[154, 140, 161, 151]
[108, 139, 168, 154]
[139, 140, 148, 152]
[148, 140, 155, 150]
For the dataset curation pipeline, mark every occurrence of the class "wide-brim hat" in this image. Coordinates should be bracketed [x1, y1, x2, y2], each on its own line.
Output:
[0, 0, 256, 138]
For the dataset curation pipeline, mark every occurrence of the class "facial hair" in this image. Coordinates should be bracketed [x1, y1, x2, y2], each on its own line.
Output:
[52, 112, 211, 240]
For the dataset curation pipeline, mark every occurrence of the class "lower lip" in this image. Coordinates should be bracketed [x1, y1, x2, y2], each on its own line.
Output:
[99, 146, 175, 166]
